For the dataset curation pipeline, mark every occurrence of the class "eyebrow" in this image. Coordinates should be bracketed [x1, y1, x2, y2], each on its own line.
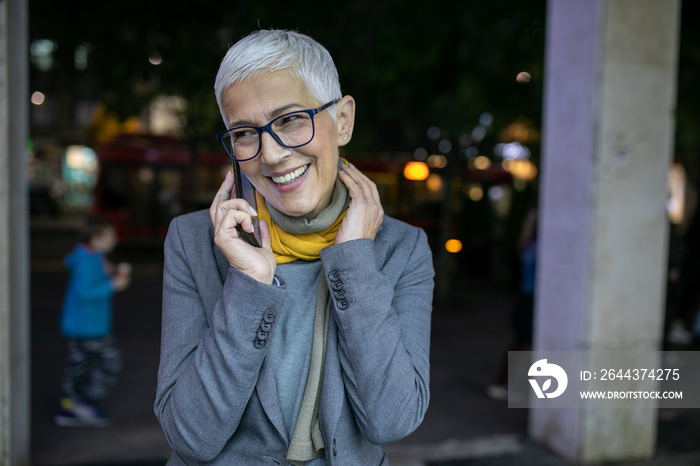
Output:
[228, 103, 306, 129]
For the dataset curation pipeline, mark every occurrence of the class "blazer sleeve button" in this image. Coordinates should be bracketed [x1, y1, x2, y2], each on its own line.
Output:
[331, 280, 344, 291]
[257, 328, 269, 340]
[263, 310, 276, 323]
[254, 338, 266, 349]
[333, 288, 346, 299]
[328, 270, 340, 282]
[337, 298, 349, 310]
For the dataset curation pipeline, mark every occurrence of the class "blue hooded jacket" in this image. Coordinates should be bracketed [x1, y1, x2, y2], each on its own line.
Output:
[60, 244, 115, 338]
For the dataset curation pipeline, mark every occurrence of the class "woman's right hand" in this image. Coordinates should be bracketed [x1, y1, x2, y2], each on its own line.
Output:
[210, 171, 276, 284]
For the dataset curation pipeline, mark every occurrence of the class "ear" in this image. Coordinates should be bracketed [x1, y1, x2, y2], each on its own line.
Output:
[335, 95, 356, 147]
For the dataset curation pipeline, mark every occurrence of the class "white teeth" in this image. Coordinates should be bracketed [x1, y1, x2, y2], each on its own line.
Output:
[271, 165, 309, 185]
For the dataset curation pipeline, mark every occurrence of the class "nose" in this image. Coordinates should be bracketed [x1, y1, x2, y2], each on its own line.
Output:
[258, 130, 291, 165]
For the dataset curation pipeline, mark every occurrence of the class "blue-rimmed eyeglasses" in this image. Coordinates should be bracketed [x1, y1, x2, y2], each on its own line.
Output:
[216, 99, 339, 161]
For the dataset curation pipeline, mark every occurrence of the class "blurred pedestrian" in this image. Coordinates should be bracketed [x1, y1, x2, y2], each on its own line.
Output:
[667, 204, 700, 346]
[488, 208, 537, 400]
[54, 214, 131, 426]
[155, 29, 434, 464]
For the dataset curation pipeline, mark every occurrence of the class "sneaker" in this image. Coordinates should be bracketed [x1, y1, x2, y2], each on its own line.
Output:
[53, 397, 111, 427]
[53, 399, 84, 427]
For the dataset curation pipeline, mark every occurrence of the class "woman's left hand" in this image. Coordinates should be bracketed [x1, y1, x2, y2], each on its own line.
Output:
[335, 163, 384, 244]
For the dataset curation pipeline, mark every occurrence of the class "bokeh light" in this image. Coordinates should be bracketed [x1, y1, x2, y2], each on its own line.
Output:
[495, 141, 531, 160]
[403, 161, 430, 181]
[149, 51, 163, 65]
[427, 154, 448, 169]
[473, 155, 491, 170]
[426, 173, 443, 193]
[516, 71, 532, 83]
[438, 140, 452, 154]
[445, 239, 463, 253]
[414, 147, 428, 161]
[31, 91, 45, 105]
[503, 159, 538, 180]
[467, 184, 484, 201]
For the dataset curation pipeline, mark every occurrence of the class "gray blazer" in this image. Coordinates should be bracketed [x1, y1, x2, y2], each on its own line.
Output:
[155, 209, 434, 465]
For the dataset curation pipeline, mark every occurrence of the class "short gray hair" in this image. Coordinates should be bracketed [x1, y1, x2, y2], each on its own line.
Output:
[214, 30, 342, 124]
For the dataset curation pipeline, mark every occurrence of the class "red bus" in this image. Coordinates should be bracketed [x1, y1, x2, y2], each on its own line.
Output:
[92, 134, 230, 239]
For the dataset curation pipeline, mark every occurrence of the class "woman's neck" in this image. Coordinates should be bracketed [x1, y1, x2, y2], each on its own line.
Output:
[266, 178, 349, 234]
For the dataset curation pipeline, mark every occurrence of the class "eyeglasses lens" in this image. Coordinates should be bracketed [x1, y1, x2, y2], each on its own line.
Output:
[225, 111, 315, 160]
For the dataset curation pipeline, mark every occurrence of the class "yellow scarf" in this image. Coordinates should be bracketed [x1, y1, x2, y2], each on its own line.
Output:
[255, 191, 347, 264]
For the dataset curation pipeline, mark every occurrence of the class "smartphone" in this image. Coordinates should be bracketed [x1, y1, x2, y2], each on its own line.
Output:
[232, 159, 261, 248]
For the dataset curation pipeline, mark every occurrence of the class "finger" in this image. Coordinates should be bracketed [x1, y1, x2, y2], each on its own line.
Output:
[339, 164, 375, 201]
[341, 163, 373, 189]
[215, 170, 235, 204]
[214, 198, 257, 230]
[338, 164, 361, 191]
[341, 165, 384, 221]
[210, 171, 234, 225]
[258, 219, 273, 251]
[217, 208, 255, 237]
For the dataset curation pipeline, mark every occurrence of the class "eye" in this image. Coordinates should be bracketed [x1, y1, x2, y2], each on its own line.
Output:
[231, 127, 257, 141]
[279, 114, 300, 125]
[278, 112, 310, 127]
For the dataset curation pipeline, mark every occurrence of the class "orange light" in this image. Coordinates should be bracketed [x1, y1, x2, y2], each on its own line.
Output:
[473, 156, 491, 170]
[445, 239, 463, 253]
[504, 159, 538, 180]
[426, 173, 443, 192]
[427, 154, 447, 168]
[403, 161, 430, 181]
[467, 184, 483, 201]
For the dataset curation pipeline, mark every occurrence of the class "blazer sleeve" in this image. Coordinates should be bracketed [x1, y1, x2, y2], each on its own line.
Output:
[319, 224, 434, 444]
[154, 216, 287, 462]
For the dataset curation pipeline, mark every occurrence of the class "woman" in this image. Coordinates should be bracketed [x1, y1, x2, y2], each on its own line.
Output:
[155, 29, 434, 465]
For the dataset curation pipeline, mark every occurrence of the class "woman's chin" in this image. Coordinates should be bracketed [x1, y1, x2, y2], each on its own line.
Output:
[261, 173, 335, 217]
[270, 198, 316, 217]
[264, 185, 323, 217]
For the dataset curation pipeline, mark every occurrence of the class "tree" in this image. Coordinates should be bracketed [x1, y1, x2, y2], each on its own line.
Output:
[29, 0, 546, 156]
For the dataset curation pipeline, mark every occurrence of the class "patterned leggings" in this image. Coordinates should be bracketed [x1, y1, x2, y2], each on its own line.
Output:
[61, 336, 122, 401]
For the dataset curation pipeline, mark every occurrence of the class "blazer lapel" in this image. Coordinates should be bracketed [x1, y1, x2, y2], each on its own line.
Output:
[212, 240, 288, 441]
[319, 312, 344, 440]
[257, 356, 289, 444]
[318, 232, 387, 439]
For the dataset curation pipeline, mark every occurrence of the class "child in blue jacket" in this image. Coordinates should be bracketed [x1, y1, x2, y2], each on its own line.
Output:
[54, 215, 131, 426]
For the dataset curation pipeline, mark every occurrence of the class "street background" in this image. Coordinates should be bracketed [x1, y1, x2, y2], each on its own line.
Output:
[29, 208, 700, 466]
[15, 1, 700, 465]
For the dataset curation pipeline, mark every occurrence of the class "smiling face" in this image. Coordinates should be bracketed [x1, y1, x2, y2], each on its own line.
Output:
[221, 71, 354, 217]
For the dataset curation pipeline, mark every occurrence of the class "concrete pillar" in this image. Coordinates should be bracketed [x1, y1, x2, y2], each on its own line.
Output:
[0, 0, 30, 464]
[530, 0, 680, 463]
